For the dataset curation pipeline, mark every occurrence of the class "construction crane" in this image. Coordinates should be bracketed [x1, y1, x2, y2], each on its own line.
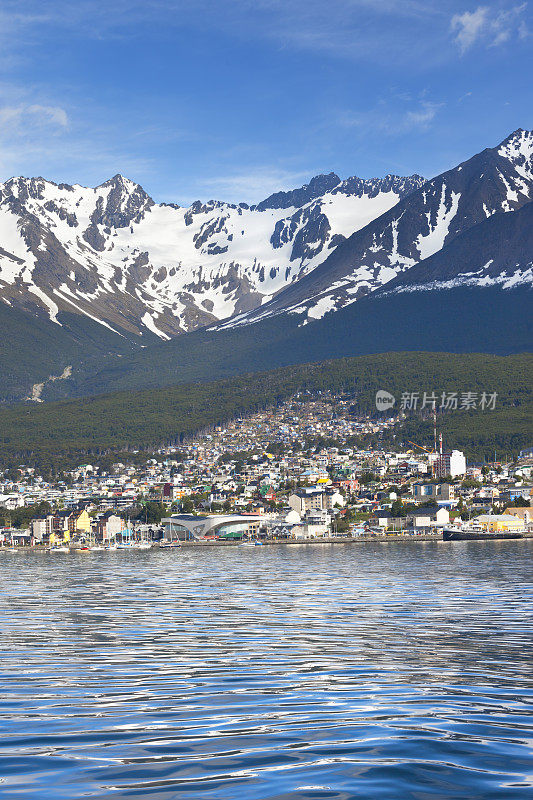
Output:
[407, 440, 434, 454]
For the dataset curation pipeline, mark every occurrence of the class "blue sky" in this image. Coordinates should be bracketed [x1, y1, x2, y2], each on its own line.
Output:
[0, 0, 531, 204]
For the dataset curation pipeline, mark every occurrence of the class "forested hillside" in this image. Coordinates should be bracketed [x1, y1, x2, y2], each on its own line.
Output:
[0, 352, 530, 471]
[42, 286, 532, 401]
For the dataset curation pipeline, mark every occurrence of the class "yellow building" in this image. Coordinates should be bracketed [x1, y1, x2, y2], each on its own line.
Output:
[504, 506, 532, 525]
[476, 514, 524, 532]
[69, 509, 92, 534]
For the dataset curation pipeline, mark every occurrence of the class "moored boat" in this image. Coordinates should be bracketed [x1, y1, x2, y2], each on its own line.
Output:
[443, 524, 524, 541]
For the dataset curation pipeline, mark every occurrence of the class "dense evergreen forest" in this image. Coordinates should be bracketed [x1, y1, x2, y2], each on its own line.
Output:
[0, 352, 530, 471]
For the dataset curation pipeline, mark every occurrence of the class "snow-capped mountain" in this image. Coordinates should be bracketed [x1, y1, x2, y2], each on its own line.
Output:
[219, 128, 533, 328]
[0, 170, 424, 339]
[57, 196, 532, 402]
[379, 197, 533, 298]
[1, 127, 532, 403]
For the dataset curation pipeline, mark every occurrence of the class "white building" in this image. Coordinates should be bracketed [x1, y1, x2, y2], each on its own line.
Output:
[30, 518, 48, 541]
[410, 507, 450, 528]
[288, 488, 344, 515]
[0, 494, 25, 510]
[434, 450, 466, 478]
[262, 507, 332, 539]
[263, 508, 302, 538]
[101, 514, 124, 540]
[161, 513, 261, 540]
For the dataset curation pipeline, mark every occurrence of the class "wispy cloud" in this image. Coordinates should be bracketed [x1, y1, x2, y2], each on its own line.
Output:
[0, 1, 529, 201]
[451, 3, 529, 53]
[194, 167, 312, 205]
[2, 2, 530, 68]
[0, 1, 450, 66]
[339, 99, 444, 135]
[0, 103, 68, 128]
[451, 6, 489, 52]
[0, 87, 154, 183]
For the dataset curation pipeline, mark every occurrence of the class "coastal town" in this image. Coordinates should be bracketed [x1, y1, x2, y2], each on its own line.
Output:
[1, 394, 532, 549]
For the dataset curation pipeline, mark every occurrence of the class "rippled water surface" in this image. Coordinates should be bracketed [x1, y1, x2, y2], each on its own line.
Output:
[1, 541, 532, 799]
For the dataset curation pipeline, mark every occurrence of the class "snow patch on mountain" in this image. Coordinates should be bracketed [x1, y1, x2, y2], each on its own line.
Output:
[307, 295, 337, 320]
[27, 286, 61, 325]
[416, 186, 461, 260]
[141, 311, 171, 340]
[385, 264, 533, 294]
[319, 190, 399, 238]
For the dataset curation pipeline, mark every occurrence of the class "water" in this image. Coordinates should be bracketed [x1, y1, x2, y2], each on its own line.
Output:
[1, 541, 532, 799]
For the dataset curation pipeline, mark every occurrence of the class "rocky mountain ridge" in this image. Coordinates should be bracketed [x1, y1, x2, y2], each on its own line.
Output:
[0, 169, 424, 339]
[1, 128, 532, 403]
[219, 128, 533, 329]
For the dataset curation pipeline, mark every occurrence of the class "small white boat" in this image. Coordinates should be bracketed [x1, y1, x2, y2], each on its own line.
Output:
[49, 546, 70, 553]
[90, 545, 105, 551]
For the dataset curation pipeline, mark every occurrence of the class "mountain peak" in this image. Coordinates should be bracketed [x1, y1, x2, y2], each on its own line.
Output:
[255, 172, 342, 211]
[497, 128, 533, 180]
[98, 173, 144, 192]
[309, 171, 341, 187]
[498, 127, 532, 148]
[503, 126, 528, 139]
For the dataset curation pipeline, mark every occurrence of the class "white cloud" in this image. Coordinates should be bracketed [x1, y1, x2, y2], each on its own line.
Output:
[451, 6, 489, 52]
[0, 91, 154, 185]
[451, 3, 529, 53]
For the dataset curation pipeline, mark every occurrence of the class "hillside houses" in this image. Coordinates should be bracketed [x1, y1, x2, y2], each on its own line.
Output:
[0, 394, 531, 545]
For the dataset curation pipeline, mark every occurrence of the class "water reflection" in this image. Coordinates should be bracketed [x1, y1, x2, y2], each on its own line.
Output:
[0, 541, 532, 798]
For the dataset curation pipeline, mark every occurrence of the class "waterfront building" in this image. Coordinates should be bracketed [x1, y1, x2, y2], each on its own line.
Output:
[96, 512, 125, 541]
[30, 518, 48, 542]
[161, 513, 261, 541]
[408, 507, 450, 528]
[503, 505, 533, 525]
[68, 509, 92, 535]
[475, 514, 525, 532]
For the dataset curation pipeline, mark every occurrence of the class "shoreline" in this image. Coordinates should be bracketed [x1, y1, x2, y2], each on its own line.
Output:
[2, 533, 533, 552]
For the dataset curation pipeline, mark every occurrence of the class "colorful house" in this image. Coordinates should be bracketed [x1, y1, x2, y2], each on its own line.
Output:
[475, 514, 524, 532]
